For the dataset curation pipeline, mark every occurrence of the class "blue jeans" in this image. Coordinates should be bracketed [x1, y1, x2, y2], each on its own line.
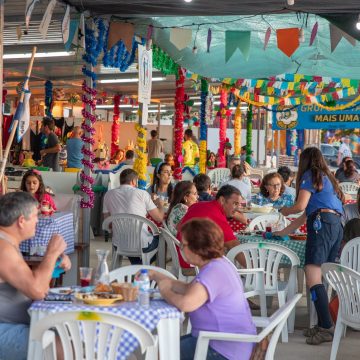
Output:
[180, 334, 228, 360]
[0, 323, 29, 360]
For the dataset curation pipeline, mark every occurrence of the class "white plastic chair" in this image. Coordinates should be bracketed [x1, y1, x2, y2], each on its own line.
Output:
[102, 214, 160, 269]
[322, 263, 360, 360]
[248, 214, 289, 231]
[227, 243, 300, 342]
[207, 168, 230, 188]
[108, 165, 133, 190]
[30, 310, 158, 360]
[340, 236, 360, 272]
[181, 169, 195, 181]
[109, 264, 176, 287]
[193, 294, 302, 360]
[339, 182, 360, 196]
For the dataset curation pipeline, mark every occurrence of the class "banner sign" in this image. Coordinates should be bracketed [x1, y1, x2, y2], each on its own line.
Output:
[138, 45, 152, 104]
[272, 104, 360, 130]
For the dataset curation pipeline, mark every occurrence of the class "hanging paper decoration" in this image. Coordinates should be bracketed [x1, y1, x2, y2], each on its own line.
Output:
[146, 25, 153, 50]
[217, 88, 229, 168]
[245, 105, 253, 164]
[108, 22, 135, 51]
[205, 92, 214, 125]
[25, 0, 39, 32]
[65, 18, 79, 51]
[170, 28, 192, 50]
[199, 79, 208, 174]
[225, 31, 251, 62]
[173, 68, 185, 180]
[38, 0, 57, 39]
[207, 28, 212, 53]
[44, 80, 53, 117]
[264, 27, 271, 50]
[276, 28, 300, 57]
[133, 124, 148, 190]
[152, 45, 179, 75]
[234, 102, 242, 156]
[111, 94, 121, 157]
[62, 5, 71, 44]
[309, 21, 318, 46]
[329, 23, 356, 52]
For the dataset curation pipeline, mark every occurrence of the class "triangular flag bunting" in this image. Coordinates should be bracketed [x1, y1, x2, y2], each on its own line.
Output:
[170, 28, 192, 50]
[329, 23, 356, 52]
[17, 92, 31, 142]
[276, 28, 300, 57]
[309, 21, 318, 46]
[225, 31, 251, 62]
[107, 22, 135, 51]
[264, 27, 271, 50]
[207, 28, 212, 53]
[38, 0, 57, 39]
[25, 0, 39, 32]
[62, 5, 71, 44]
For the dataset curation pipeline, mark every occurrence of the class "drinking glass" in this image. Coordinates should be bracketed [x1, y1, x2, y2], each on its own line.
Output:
[79, 267, 93, 287]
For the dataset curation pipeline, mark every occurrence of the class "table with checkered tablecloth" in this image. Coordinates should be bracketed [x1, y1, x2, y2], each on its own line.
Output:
[20, 212, 75, 255]
[236, 234, 306, 268]
[28, 299, 182, 360]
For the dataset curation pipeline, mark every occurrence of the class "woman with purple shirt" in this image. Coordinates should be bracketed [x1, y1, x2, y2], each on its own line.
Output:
[149, 218, 256, 359]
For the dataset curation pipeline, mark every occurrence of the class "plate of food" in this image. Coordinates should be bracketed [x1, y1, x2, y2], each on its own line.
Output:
[247, 204, 274, 214]
[49, 286, 78, 295]
[289, 233, 307, 241]
[74, 292, 123, 306]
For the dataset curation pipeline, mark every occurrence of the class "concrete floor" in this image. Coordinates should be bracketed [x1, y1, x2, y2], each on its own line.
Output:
[90, 236, 360, 360]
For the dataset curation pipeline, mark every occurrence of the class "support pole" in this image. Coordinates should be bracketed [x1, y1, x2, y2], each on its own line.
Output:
[0, 1, 4, 193]
[276, 130, 281, 168]
[156, 102, 161, 137]
[256, 107, 261, 167]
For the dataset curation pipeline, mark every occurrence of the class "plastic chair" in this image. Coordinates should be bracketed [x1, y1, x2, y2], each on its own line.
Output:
[322, 263, 360, 360]
[64, 167, 81, 172]
[102, 214, 160, 269]
[108, 165, 133, 190]
[109, 264, 176, 287]
[339, 182, 360, 195]
[194, 294, 302, 360]
[207, 168, 230, 188]
[248, 214, 289, 231]
[30, 310, 158, 360]
[340, 236, 360, 272]
[227, 243, 300, 342]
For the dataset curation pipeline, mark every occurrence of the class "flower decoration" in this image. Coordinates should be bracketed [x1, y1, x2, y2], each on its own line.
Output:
[111, 95, 121, 157]
[199, 78, 209, 174]
[68, 93, 80, 105]
[217, 88, 228, 168]
[234, 102, 242, 156]
[246, 105, 253, 164]
[133, 124, 148, 189]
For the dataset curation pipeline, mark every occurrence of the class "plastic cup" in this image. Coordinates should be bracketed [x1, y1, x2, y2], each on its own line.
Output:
[79, 267, 93, 287]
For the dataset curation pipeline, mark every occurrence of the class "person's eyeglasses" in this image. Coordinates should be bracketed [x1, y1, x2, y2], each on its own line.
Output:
[267, 183, 281, 188]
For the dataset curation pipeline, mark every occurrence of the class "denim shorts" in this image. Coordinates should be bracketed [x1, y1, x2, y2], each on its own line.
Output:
[305, 212, 343, 266]
[0, 322, 29, 360]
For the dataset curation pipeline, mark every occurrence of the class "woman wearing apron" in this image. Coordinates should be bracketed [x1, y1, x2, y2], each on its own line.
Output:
[275, 147, 344, 345]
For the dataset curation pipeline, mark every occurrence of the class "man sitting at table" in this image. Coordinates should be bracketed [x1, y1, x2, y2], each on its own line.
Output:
[103, 168, 165, 264]
[0, 192, 71, 360]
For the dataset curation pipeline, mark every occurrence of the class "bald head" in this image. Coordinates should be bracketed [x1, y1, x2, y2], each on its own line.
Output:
[73, 126, 82, 138]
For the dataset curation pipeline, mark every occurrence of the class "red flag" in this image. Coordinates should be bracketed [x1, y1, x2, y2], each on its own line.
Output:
[276, 28, 300, 57]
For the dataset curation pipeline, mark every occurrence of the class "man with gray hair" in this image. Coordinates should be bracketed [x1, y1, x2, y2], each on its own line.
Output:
[0, 192, 71, 360]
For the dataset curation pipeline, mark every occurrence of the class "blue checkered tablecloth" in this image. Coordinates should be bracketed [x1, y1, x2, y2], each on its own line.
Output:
[20, 212, 75, 255]
[236, 234, 306, 268]
[29, 300, 182, 360]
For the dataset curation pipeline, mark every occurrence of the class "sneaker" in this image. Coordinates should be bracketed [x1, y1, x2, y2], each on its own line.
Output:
[303, 326, 319, 337]
[306, 326, 334, 345]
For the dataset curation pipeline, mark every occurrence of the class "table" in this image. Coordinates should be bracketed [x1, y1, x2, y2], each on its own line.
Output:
[20, 212, 75, 255]
[236, 234, 306, 268]
[28, 299, 182, 360]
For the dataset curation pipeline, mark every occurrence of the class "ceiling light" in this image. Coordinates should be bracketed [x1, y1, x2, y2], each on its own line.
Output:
[184, 0, 192, 3]
[99, 77, 166, 84]
[96, 104, 167, 109]
[131, 109, 167, 113]
[287, 0, 295, 5]
[356, 15, 360, 30]
[3, 51, 75, 59]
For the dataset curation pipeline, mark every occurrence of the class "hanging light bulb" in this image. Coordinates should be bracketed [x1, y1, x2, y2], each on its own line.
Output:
[184, 0, 192, 2]
[287, 0, 295, 5]
[356, 14, 360, 30]
[299, 28, 305, 43]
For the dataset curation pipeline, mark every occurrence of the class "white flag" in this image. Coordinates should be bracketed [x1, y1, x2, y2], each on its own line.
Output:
[38, 0, 57, 39]
[17, 92, 31, 142]
[25, 0, 39, 31]
[62, 5, 71, 44]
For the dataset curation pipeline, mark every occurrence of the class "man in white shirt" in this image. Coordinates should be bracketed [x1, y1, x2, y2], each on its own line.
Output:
[338, 136, 352, 165]
[103, 169, 164, 264]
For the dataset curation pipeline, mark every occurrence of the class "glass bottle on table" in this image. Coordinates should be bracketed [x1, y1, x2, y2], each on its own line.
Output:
[93, 249, 110, 285]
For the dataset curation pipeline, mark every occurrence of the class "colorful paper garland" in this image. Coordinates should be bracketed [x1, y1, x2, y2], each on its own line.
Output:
[111, 95, 121, 157]
[133, 124, 148, 189]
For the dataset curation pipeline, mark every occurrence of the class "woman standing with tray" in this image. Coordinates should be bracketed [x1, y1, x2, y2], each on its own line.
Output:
[274, 147, 344, 346]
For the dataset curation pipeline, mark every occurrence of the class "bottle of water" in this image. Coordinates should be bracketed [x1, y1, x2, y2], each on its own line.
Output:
[138, 269, 150, 307]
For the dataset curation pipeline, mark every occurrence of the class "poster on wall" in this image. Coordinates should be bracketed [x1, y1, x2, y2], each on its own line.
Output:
[138, 45, 152, 104]
[272, 104, 360, 130]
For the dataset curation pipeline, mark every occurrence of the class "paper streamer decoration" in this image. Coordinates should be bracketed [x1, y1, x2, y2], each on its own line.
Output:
[173, 68, 185, 180]
[245, 105, 253, 164]
[111, 95, 121, 157]
[65, 18, 79, 51]
[146, 25, 153, 50]
[199, 79, 208, 174]
[217, 88, 228, 168]
[264, 27, 271, 50]
[207, 28, 212, 53]
[170, 28, 192, 50]
[133, 124, 148, 190]
[107, 22, 135, 51]
[309, 21, 318, 46]
[234, 102, 241, 156]
[25, 0, 39, 32]
[16, 91, 31, 142]
[44, 80, 53, 117]
[276, 28, 300, 57]
[62, 5, 71, 44]
[329, 23, 356, 52]
[225, 31, 251, 62]
[38, 0, 57, 39]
